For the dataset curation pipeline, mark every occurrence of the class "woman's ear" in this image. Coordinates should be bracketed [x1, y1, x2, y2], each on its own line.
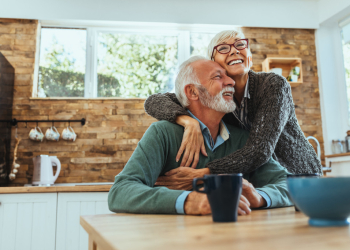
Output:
[248, 56, 253, 68]
[184, 84, 199, 101]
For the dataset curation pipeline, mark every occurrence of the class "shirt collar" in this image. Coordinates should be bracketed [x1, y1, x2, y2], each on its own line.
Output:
[187, 110, 230, 141]
[244, 76, 250, 99]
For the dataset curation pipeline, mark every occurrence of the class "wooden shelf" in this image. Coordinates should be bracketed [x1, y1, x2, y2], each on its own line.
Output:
[262, 57, 303, 86]
[325, 152, 350, 158]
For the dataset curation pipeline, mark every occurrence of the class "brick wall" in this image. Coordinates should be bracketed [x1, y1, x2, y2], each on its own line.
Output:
[0, 19, 323, 186]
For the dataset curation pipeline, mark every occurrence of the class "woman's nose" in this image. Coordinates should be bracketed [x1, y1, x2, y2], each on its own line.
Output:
[230, 47, 239, 56]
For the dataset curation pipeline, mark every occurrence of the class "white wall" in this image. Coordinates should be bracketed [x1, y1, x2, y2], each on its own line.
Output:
[318, 0, 350, 24]
[315, 24, 348, 155]
[0, 0, 320, 29]
[316, 2, 350, 155]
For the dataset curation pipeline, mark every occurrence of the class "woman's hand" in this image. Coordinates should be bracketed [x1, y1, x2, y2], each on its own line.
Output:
[175, 116, 207, 168]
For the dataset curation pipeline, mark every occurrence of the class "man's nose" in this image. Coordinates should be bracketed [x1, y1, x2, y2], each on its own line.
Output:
[224, 76, 235, 87]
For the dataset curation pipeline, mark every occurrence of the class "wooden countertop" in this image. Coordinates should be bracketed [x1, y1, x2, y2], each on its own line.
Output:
[81, 207, 350, 250]
[0, 185, 112, 194]
[325, 152, 350, 158]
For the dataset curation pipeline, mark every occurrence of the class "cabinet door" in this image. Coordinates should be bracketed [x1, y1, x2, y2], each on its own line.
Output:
[56, 192, 112, 250]
[0, 193, 57, 250]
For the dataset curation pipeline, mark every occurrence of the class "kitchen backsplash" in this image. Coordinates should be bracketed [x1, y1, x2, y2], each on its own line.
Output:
[0, 18, 323, 186]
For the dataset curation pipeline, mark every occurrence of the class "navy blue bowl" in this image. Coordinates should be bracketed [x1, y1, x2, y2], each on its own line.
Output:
[287, 177, 350, 227]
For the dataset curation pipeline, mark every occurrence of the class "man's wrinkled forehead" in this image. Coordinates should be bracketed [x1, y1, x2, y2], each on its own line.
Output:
[192, 60, 226, 81]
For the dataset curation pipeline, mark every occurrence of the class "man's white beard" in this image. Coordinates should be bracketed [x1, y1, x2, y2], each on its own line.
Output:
[197, 86, 236, 113]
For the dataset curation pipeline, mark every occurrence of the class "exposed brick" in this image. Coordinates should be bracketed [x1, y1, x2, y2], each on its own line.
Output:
[2, 20, 323, 186]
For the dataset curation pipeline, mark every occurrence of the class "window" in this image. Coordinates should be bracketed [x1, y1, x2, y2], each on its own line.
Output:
[190, 33, 216, 57]
[97, 32, 178, 98]
[38, 28, 87, 97]
[341, 23, 350, 124]
[36, 22, 227, 98]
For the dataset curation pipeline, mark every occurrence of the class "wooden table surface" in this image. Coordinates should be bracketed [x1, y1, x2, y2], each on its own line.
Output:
[80, 207, 350, 250]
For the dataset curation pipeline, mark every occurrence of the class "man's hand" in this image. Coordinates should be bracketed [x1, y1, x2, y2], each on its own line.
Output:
[185, 192, 251, 216]
[238, 195, 251, 215]
[184, 192, 211, 215]
[241, 179, 267, 208]
[155, 167, 210, 190]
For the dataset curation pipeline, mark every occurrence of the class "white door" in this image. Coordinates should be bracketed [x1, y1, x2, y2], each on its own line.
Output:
[0, 193, 57, 250]
[56, 192, 112, 250]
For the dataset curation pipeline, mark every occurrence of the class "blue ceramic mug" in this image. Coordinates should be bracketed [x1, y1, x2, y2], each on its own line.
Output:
[193, 174, 242, 222]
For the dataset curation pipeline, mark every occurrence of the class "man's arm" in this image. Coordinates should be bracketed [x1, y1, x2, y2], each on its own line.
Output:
[108, 124, 184, 214]
[247, 158, 293, 208]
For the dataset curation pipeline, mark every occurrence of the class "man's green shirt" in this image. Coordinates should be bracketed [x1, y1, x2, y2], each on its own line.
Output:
[108, 121, 293, 214]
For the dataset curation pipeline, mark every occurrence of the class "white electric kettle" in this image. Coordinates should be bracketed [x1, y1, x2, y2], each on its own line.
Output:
[32, 155, 61, 186]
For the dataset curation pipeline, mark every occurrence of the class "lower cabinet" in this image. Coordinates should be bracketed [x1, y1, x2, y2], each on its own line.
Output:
[0, 193, 57, 250]
[0, 192, 112, 250]
[56, 192, 112, 250]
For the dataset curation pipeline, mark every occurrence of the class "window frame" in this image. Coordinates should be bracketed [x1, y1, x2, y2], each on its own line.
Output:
[34, 20, 238, 99]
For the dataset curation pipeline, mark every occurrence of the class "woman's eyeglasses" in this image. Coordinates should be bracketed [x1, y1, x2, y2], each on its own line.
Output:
[211, 39, 249, 60]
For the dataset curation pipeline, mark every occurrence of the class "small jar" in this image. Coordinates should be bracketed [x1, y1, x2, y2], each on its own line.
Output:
[332, 140, 343, 154]
[341, 140, 347, 153]
[345, 131, 350, 152]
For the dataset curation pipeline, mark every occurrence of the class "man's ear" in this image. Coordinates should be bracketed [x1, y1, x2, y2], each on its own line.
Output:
[184, 84, 199, 101]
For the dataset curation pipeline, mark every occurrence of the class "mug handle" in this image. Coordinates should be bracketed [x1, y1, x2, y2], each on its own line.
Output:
[193, 177, 208, 194]
[52, 126, 59, 134]
[36, 126, 43, 134]
[68, 126, 75, 134]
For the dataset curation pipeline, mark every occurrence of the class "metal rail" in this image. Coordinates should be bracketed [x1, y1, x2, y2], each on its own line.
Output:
[0, 118, 86, 126]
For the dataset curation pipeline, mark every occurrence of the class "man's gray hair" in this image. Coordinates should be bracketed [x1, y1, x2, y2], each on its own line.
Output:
[207, 29, 251, 60]
[175, 56, 207, 107]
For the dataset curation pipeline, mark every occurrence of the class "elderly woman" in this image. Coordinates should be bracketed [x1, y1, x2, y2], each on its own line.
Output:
[144, 30, 322, 185]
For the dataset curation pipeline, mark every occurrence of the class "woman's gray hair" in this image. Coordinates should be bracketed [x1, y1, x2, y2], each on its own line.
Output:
[207, 29, 250, 60]
[175, 56, 207, 107]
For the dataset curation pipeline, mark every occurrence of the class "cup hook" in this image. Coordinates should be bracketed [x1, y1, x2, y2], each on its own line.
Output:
[52, 121, 54, 127]
[36, 121, 38, 127]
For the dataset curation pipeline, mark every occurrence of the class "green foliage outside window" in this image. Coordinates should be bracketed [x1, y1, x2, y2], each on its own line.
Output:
[97, 33, 178, 98]
[38, 31, 178, 98]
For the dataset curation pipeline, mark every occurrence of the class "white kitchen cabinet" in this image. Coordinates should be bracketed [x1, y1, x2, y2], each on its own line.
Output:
[325, 153, 350, 176]
[0, 193, 57, 250]
[56, 192, 112, 250]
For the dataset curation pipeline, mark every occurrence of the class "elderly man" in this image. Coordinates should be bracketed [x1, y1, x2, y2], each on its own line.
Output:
[108, 56, 292, 215]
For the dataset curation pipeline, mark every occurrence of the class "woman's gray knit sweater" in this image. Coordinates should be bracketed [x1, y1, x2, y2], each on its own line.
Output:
[144, 70, 322, 175]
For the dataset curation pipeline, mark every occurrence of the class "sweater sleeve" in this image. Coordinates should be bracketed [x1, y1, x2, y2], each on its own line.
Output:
[144, 92, 190, 123]
[207, 75, 293, 174]
[249, 158, 293, 208]
[108, 124, 184, 214]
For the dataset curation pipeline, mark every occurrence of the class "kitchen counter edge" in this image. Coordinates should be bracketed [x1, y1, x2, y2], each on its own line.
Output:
[0, 185, 113, 194]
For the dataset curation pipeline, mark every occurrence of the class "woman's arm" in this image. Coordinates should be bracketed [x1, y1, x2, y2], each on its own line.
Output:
[144, 92, 190, 123]
[206, 75, 293, 174]
[144, 92, 207, 168]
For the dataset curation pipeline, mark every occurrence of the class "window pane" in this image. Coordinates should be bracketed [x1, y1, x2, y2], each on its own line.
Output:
[190, 33, 216, 58]
[342, 41, 350, 124]
[97, 33, 178, 98]
[38, 28, 86, 97]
